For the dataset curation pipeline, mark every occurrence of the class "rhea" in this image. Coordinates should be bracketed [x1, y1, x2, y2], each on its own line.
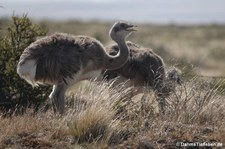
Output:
[17, 21, 136, 114]
[103, 42, 182, 111]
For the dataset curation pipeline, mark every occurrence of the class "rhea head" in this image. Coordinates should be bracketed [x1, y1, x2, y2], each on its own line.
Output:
[109, 21, 137, 42]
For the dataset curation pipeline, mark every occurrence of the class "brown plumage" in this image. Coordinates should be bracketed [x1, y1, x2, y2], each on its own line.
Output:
[103, 41, 165, 88]
[19, 34, 105, 84]
[17, 21, 137, 114]
[103, 41, 182, 111]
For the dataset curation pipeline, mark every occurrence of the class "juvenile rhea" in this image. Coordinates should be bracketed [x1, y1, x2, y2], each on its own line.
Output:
[17, 21, 137, 114]
[103, 42, 182, 111]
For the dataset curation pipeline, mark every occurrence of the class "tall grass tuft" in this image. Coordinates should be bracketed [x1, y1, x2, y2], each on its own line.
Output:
[64, 80, 131, 144]
[166, 77, 225, 126]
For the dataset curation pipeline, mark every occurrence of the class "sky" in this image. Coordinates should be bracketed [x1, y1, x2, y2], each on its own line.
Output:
[1, 0, 225, 24]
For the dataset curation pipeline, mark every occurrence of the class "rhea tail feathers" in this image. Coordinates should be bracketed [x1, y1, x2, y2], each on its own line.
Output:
[17, 59, 38, 87]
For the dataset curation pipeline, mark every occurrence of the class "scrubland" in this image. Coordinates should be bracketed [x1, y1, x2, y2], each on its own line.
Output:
[0, 78, 225, 148]
[0, 19, 225, 148]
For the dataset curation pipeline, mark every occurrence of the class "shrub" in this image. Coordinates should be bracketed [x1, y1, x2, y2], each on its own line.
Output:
[0, 15, 50, 114]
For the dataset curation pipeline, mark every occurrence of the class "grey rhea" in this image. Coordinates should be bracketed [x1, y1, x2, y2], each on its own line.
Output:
[103, 42, 182, 112]
[17, 21, 137, 114]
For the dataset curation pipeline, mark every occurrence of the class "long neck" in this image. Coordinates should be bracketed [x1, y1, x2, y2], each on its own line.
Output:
[103, 36, 129, 70]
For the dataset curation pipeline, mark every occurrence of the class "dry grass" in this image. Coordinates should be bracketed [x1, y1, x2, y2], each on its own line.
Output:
[0, 112, 68, 148]
[0, 77, 224, 148]
[1, 20, 225, 148]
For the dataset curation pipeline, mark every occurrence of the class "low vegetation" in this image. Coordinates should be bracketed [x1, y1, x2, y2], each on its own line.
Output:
[0, 78, 224, 148]
[0, 15, 50, 114]
[0, 15, 224, 148]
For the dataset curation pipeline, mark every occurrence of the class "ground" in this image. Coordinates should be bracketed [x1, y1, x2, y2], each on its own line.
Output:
[0, 20, 225, 148]
[0, 79, 224, 149]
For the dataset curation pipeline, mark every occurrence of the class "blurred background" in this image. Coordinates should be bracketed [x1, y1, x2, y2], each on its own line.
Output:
[1, 0, 225, 77]
[2, 0, 225, 24]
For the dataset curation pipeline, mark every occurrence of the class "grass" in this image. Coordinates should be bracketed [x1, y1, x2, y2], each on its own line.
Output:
[0, 77, 224, 148]
[0, 19, 225, 148]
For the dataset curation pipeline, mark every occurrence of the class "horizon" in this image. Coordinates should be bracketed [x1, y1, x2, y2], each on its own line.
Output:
[1, 0, 225, 25]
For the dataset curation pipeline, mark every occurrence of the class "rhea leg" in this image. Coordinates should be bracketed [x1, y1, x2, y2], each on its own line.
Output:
[154, 78, 167, 114]
[49, 83, 67, 114]
[155, 87, 170, 114]
[156, 96, 166, 113]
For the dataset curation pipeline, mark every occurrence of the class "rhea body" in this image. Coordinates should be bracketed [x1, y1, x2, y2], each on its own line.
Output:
[17, 22, 136, 114]
[103, 42, 182, 110]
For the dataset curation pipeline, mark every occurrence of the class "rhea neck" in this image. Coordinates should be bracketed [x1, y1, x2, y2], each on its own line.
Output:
[103, 31, 130, 70]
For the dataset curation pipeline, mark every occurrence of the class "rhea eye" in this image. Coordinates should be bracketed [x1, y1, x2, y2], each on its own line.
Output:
[120, 23, 126, 28]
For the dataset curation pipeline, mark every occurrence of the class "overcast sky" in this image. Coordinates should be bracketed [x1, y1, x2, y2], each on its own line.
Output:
[1, 0, 225, 24]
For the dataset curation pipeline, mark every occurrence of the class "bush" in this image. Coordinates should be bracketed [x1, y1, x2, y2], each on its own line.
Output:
[0, 15, 50, 114]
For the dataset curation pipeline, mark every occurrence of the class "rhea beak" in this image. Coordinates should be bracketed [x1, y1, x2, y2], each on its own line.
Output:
[125, 24, 138, 32]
